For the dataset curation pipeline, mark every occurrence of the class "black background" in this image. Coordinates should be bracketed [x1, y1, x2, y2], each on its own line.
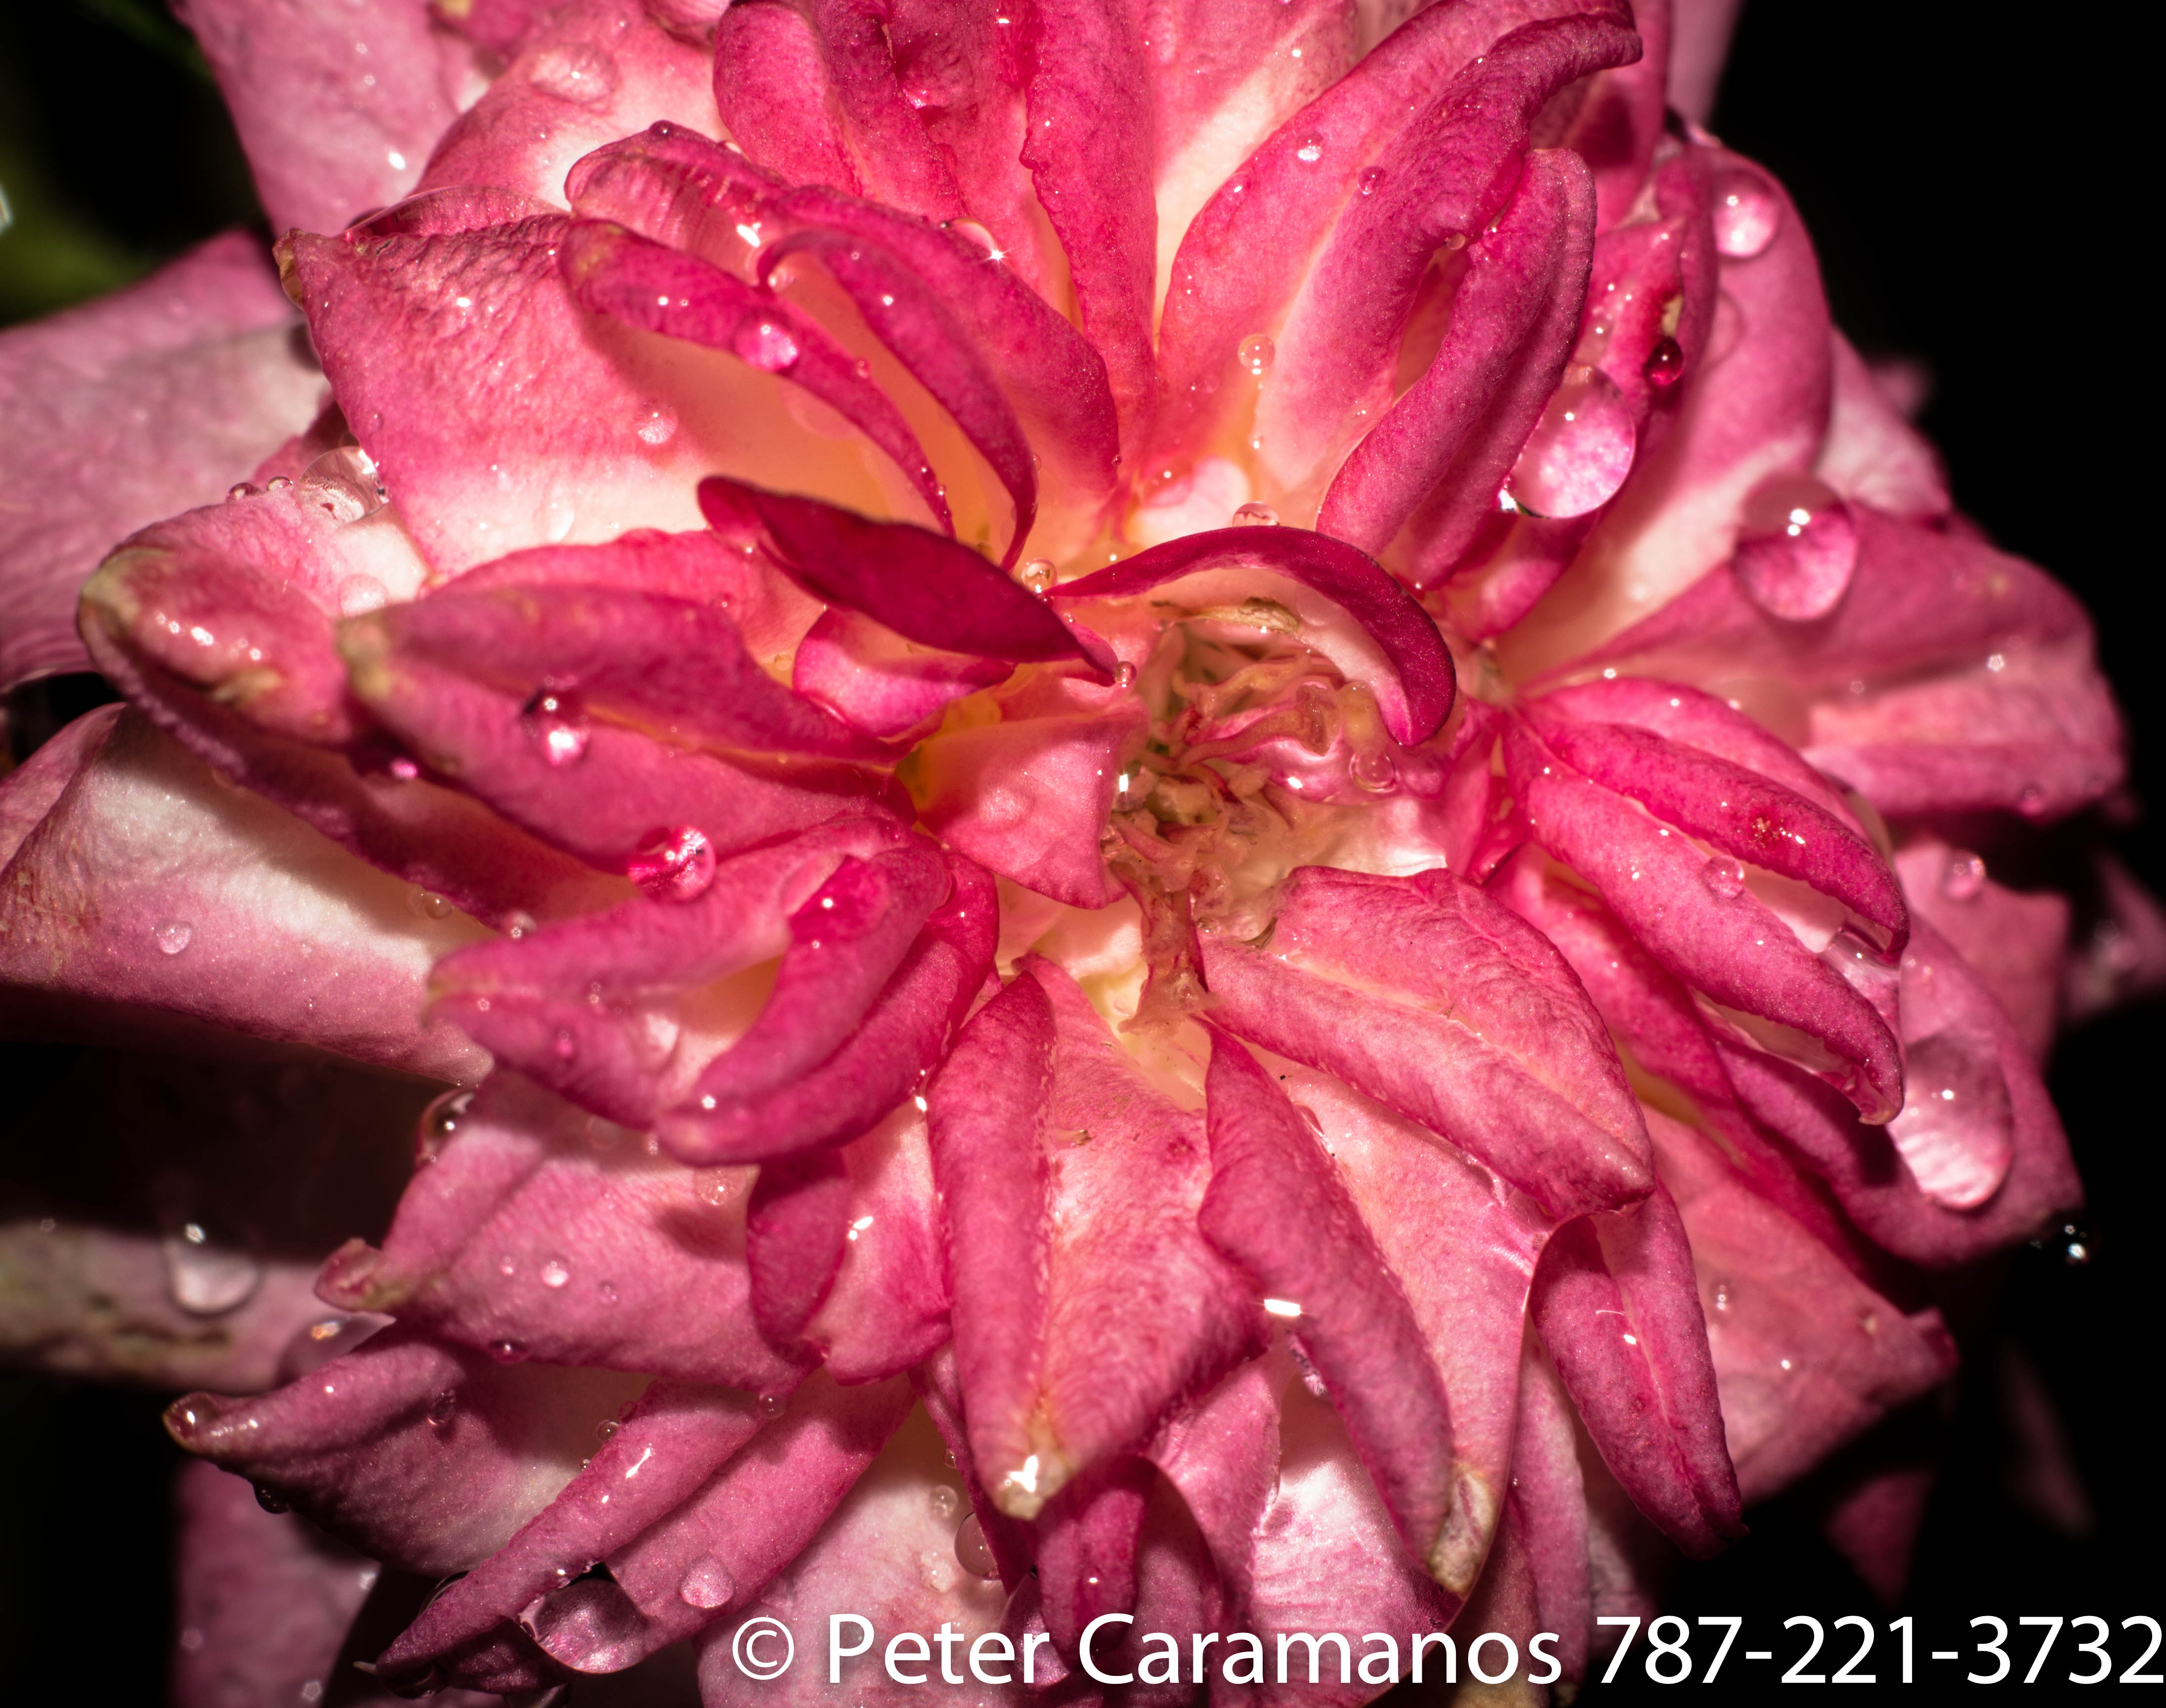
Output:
[0, 0, 2157, 1700]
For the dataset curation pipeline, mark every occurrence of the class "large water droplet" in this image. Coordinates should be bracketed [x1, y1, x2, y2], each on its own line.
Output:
[627, 825, 717, 901]
[678, 1557, 735, 1610]
[1231, 501, 1279, 526]
[1017, 557, 1056, 594]
[297, 446, 387, 525]
[155, 919, 194, 955]
[1237, 333, 1275, 377]
[1885, 1031, 2015, 1210]
[528, 41, 621, 105]
[164, 1220, 263, 1316]
[1505, 366, 1635, 518]
[732, 314, 802, 373]
[417, 1088, 473, 1166]
[540, 1255, 572, 1289]
[1940, 850, 1987, 901]
[954, 1513, 998, 1580]
[1731, 474, 1858, 621]
[521, 686, 590, 766]
[1700, 855, 1745, 899]
[635, 402, 678, 447]
[1711, 169, 1781, 259]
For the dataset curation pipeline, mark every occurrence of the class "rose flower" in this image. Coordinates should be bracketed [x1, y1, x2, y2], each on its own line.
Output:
[0, 0, 2146, 1700]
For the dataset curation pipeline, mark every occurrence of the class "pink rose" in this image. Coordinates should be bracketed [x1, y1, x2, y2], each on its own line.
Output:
[0, 0, 2149, 1699]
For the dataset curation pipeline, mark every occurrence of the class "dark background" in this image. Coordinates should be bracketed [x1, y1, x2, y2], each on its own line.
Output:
[1, 0, 2156, 1700]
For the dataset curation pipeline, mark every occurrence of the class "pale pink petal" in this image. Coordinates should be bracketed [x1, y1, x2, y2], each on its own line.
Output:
[1894, 838, 2068, 1064]
[182, 0, 459, 232]
[0, 235, 326, 690]
[0, 708, 487, 1079]
[1509, 1344, 1591, 1687]
[166, 1321, 649, 1576]
[1200, 865, 1653, 1218]
[793, 609, 1011, 739]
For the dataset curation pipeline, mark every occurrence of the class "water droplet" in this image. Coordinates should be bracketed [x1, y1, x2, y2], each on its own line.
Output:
[758, 1392, 788, 1418]
[254, 1484, 291, 1514]
[1886, 1031, 2015, 1209]
[1731, 474, 1858, 621]
[928, 1485, 961, 1521]
[678, 1557, 734, 1610]
[694, 1167, 747, 1207]
[155, 919, 193, 955]
[164, 1223, 263, 1316]
[1642, 336, 1684, 389]
[266, 475, 293, 491]
[1439, 231, 1468, 252]
[954, 1513, 999, 1579]
[1230, 501, 1279, 526]
[626, 825, 717, 901]
[1357, 167, 1384, 197]
[595, 1417, 620, 1445]
[1237, 334, 1275, 377]
[528, 41, 620, 105]
[489, 1339, 529, 1363]
[636, 403, 678, 446]
[1700, 856, 1745, 899]
[1294, 136, 1322, 164]
[598, 1279, 621, 1306]
[732, 314, 802, 373]
[417, 1089, 473, 1166]
[1505, 366, 1635, 518]
[1113, 661, 1138, 690]
[1017, 557, 1056, 594]
[1351, 750, 1396, 792]
[226, 481, 259, 503]
[520, 686, 590, 766]
[540, 1256, 572, 1289]
[407, 886, 455, 921]
[297, 447, 387, 525]
[1940, 850, 1987, 901]
[427, 1387, 459, 1428]
[1711, 169, 1781, 259]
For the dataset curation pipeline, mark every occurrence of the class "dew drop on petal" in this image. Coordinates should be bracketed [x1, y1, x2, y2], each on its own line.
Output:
[265, 475, 293, 491]
[1357, 167, 1384, 197]
[595, 1417, 619, 1443]
[635, 403, 679, 446]
[1294, 136, 1322, 163]
[758, 1391, 788, 1418]
[164, 1221, 262, 1316]
[1700, 856, 1745, 899]
[1351, 750, 1396, 792]
[1731, 475, 1858, 621]
[1711, 169, 1781, 259]
[297, 447, 387, 524]
[427, 1388, 458, 1428]
[155, 919, 193, 955]
[1230, 501, 1279, 526]
[528, 42, 620, 105]
[417, 1088, 472, 1166]
[627, 825, 717, 901]
[928, 1485, 961, 1521]
[1113, 661, 1138, 689]
[1237, 333, 1275, 377]
[1885, 1032, 2015, 1209]
[1940, 850, 1987, 901]
[254, 1484, 291, 1514]
[954, 1513, 999, 1579]
[694, 1167, 748, 1207]
[489, 1339, 529, 1363]
[227, 481, 258, 503]
[1505, 366, 1635, 518]
[1642, 336, 1684, 389]
[540, 1256, 572, 1289]
[732, 314, 802, 373]
[678, 1557, 734, 1610]
[407, 886, 455, 921]
[520, 686, 590, 765]
[1017, 557, 1056, 594]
